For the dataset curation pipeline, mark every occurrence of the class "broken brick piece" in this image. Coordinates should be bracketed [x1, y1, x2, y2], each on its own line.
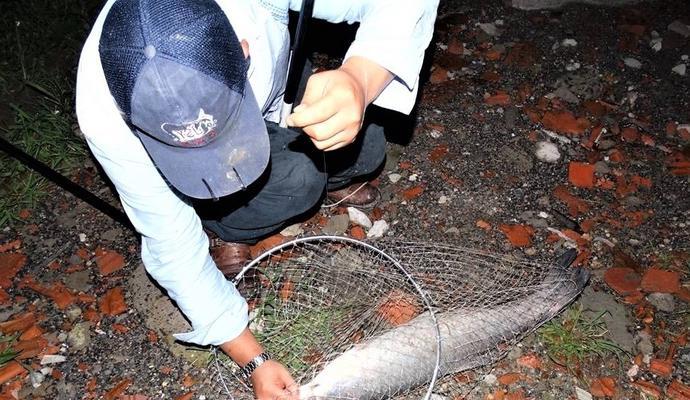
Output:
[499, 224, 534, 247]
[667, 380, 690, 400]
[604, 267, 641, 296]
[99, 287, 127, 316]
[590, 377, 617, 397]
[542, 110, 590, 135]
[0, 253, 27, 288]
[568, 162, 596, 188]
[649, 358, 673, 377]
[641, 268, 680, 294]
[96, 250, 126, 276]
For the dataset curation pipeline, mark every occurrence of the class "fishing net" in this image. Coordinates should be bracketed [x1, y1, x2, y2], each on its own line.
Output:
[210, 236, 588, 399]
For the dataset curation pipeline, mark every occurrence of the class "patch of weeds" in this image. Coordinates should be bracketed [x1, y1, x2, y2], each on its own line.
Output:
[0, 334, 19, 367]
[0, 78, 87, 226]
[539, 304, 627, 367]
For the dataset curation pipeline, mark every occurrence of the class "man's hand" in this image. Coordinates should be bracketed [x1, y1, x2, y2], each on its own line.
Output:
[220, 328, 298, 399]
[286, 56, 393, 152]
[250, 360, 299, 399]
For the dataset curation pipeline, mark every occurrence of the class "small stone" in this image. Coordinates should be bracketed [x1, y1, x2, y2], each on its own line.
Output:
[650, 37, 663, 52]
[575, 386, 593, 400]
[30, 371, 44, 388]
[624, 58, 642, 69]
[321, 214, 350, 235]
[78, 233, 86, 242]
[65, 306, 82, 322]
[535, 141, 561, 163]
[67, 322, 92, 352]
[594, 161, 610, 175]
[438, 195, 449, 204]
[444, 227, 460, 235]
[646, 293, 675, 312]
[566, 61, 581, 71]
[524, 247, 537, 256]
[367, 220, 389, 239]
[668, 20, 690, 38]
[672, 64, 686, 76]
[40, 355, 67, 365]
[634, 330, 654, 358]
[280, 223, 303, 237]
[408, 174, 418, 182]
[388, 173, 402, 184]
[483, 374, 497, 385]
[347, 207, 372, 229]
[626, 364, 639, 378]
[64, 270, 92, 293]
[57, 332, 68, 342]
[478, 22, 499, 36]
[562, 38, 578, 47]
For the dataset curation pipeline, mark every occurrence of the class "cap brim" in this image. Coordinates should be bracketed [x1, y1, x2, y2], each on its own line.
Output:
[137, 83, 269, 199]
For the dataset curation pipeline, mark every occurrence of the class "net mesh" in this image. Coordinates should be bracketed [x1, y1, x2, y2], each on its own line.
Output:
[210, 236, 588, 399]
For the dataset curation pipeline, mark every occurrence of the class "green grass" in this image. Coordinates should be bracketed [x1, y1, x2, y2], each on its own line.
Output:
[0, 85, 87, 226]
[0, 334, 19, 368]
[0, 0, 99, 228]
[539, 304, 627, 367]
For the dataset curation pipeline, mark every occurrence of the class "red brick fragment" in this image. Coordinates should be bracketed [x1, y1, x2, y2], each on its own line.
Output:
[604, 267, 641, 296]
[96, 250, 126, 276]
[641, 268, 680, 293]
[621, 127, 640, 142]
[349, 226, 366, 240]
[0, 253, 27, 288]
[667, 380, 690, 400]
[542, 110, 590, 135]
[590, 377, 617, 397]
[649, 358, 673, 377]
[99, 287, 127, 316]
[485, 93, 511, 106]
[568, 162, 596, 188]
[516, 353, 542, 369]
[632, 380, 662, 398]
[499, 224, 534, 247]
[553, 185, 590, 216]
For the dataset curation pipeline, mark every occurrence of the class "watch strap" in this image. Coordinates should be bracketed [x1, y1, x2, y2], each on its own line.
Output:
[240, 352, 271, 380]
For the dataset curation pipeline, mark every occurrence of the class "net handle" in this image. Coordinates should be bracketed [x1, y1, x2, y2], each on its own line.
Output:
[234, 235, 442, 400]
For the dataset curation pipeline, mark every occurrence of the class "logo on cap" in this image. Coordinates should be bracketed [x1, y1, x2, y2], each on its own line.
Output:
[161, 109, 217, 145]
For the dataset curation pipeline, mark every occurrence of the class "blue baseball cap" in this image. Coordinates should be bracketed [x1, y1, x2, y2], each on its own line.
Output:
[98, 0, 269, 199]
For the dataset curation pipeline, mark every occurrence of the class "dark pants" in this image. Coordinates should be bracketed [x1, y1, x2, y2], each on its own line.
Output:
[195, 118, 386, 243]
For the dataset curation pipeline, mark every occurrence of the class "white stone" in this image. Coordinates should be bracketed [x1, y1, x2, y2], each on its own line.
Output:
[672, 64, 687, 76]
[388, 173, 402, 184]
[429, 128, 443, 139]
[565, 61, 581, 71]
[478, 23, 499, 36]
[535, 141, 561, 163]
[668, 20, 690, 38]
[562, 38, 577, 47]
[483, 374, 497, 385]
[347, 207, 372, 229]
[624, 58, 642, 69]
[78, 233, 86, 242]
[40, 355, 67, 365]
[627, 364, 640, 378]
[575, 387, 593, 400]
[367, 220, 389, 238]
[650, 37, 663, 52]
[280, 223, 303, 237]
[438, 195, 449, 204]
[408, 174, 418, 182]
[682, 55, 689, 61]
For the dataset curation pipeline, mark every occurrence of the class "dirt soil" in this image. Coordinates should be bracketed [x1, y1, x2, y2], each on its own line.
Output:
[1, 0, 689, 399]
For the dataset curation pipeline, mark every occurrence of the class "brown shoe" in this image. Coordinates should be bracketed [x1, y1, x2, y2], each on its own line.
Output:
[206, 231, 259, 297]
[326, 182, 381, 209]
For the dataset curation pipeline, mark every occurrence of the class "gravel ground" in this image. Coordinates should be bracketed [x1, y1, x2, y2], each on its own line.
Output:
[1, 0, 689, 399]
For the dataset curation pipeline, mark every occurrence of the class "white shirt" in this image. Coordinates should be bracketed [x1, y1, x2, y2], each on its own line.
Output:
[76, 0, 438, 346]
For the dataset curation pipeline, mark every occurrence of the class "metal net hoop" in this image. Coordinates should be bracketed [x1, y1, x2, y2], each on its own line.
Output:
[219, 235, 442, 400]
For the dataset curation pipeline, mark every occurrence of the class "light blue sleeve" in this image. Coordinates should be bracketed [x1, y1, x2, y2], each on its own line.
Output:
[75, 11, 248, 346]
[288, 0, 439, 114]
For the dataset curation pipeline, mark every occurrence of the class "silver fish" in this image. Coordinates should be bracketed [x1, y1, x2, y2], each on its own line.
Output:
[299, 250, 588, 399]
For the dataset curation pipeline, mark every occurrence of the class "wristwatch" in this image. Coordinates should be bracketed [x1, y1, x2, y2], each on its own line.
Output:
[240, 352, 272, 380]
